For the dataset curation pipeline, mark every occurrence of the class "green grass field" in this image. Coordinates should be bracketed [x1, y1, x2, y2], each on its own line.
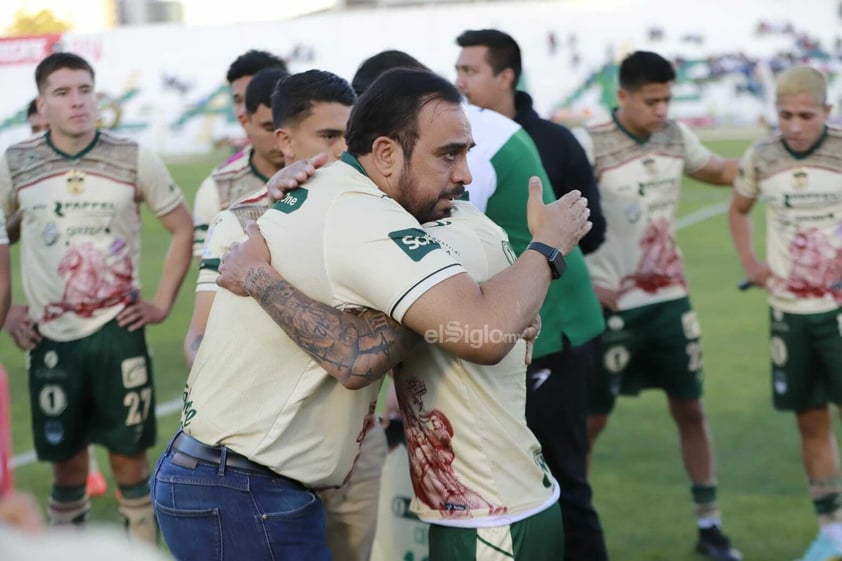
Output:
[4, 140, 830, 560]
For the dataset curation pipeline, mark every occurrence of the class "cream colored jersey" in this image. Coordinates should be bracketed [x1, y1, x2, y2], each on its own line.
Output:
[182, 155, 466, 488]
[195, 188, 269, 292]
[734, 127, 842, 313]
[396, 201, 557, 527]
[0, 131, 183, 341]
[575, 116, 711, 310]
[192, 145, 268, 256]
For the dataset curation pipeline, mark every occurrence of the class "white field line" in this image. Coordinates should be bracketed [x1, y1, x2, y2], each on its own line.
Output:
[12, 201, 729, 470]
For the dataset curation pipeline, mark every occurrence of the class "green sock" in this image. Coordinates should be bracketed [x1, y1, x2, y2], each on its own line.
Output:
[51, 483, 86, 502]
[118, 479, 150, 500]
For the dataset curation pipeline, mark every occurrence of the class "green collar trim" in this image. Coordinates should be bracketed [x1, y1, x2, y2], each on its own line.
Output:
[46, 130, 100, 160]
[782, 126, 828, 160]
[247, 149, 271, 183]
[340, 152, 368, 177]
[612, 109, 650, 145]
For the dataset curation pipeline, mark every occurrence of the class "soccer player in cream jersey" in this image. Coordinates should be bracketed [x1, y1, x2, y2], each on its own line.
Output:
[0, 53, 193, 541]
[574, 50, 742, 561]
[183, 67, 290, 366]
[729, 65, 842, 561]
[191, 50, 287, 256]
[9, 96, 109, 500]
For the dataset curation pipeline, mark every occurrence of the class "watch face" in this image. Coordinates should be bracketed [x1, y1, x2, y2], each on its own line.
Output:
[528, 242, 565, 279]
[550, 251, 566, 279]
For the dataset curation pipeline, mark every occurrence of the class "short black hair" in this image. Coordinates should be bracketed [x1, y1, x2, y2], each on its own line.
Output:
[346, 68, 462, 160]
[35, 52, 95, 93]
[618, 51, 676, 91]
[245, 68, 290, 116]
[352, 50, 429, 96]
[27, 98, 39, 118]
[271, 70, 356, 129]
[226, 49, 287, 84]
[456, 29, 522, 89]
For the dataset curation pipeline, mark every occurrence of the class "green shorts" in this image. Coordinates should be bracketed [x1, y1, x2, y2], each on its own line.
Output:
[28, 319, 156, 462]
[589, 297, 704, 415]
[769, 306, 842, 412]
[428, 502, 563, 561]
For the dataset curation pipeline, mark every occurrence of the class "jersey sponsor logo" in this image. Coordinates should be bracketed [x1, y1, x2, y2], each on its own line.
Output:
[770, 336, 788, 367]
[604, 345, 630, 373]
[53, 200, 117, 218]
[534, 451, 553, 488]
[121, 356, 148, 389]
[44, 350, 59, 368]
[773, 368, 788, 394]
[271, 188, 308, 214]
[783, 192, 842, 208]
[42, 222, 59, 246]
[606, 315, 625, 331]
[66, 225, 110, 238]
[637, 178, 677, 197]
[389, 228, 441, 262]
[624, 202, 642, 224]
[198, 258, 221, 272]
[44, 420, 64, 445]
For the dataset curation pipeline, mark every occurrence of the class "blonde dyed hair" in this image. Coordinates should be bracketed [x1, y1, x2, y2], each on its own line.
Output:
[776, 66, 827, 105]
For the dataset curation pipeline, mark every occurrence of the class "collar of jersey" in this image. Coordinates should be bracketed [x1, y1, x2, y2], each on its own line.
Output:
[247, 147, 271, 183]
[782, 125, 828, 160]
[340, 152, 368, 177]
[612, 109, 651, 145]
[46, 130, 101, 160]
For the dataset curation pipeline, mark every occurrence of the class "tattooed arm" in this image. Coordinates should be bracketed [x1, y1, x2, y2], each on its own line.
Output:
[220, 225, 420, 390]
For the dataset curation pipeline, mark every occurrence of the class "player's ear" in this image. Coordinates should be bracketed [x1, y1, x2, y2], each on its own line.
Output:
[275, 128, 294, 162]
[498, 68, 516, 91]
[370, 136, 401, 179]
[616, 88, 629, 105]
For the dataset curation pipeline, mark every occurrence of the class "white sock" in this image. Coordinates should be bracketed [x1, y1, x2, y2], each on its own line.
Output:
[820, 522, 842, 545]
[697, 516, 721, 529]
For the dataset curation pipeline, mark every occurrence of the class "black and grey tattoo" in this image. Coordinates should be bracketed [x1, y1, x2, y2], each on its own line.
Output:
[244, 266, 419, 389]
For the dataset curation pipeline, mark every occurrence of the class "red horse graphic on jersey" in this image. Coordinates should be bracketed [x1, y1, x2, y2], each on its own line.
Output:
[620, 217, 687, 294]
[43, 239, 135, 321]
[784, 228, 842, 303]
[397, 375, 506, 518]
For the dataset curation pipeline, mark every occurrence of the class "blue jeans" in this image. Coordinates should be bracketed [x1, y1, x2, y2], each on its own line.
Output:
[151, 432, 331, 561]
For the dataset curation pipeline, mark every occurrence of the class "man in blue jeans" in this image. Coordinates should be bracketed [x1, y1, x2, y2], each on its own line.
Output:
[151, 68, 590, 560]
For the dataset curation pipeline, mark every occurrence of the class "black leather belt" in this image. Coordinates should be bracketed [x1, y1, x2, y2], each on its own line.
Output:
[172, 432, 290, 481]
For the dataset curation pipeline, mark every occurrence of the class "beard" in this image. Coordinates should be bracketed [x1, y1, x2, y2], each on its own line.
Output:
[396, 160, 465, 224]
